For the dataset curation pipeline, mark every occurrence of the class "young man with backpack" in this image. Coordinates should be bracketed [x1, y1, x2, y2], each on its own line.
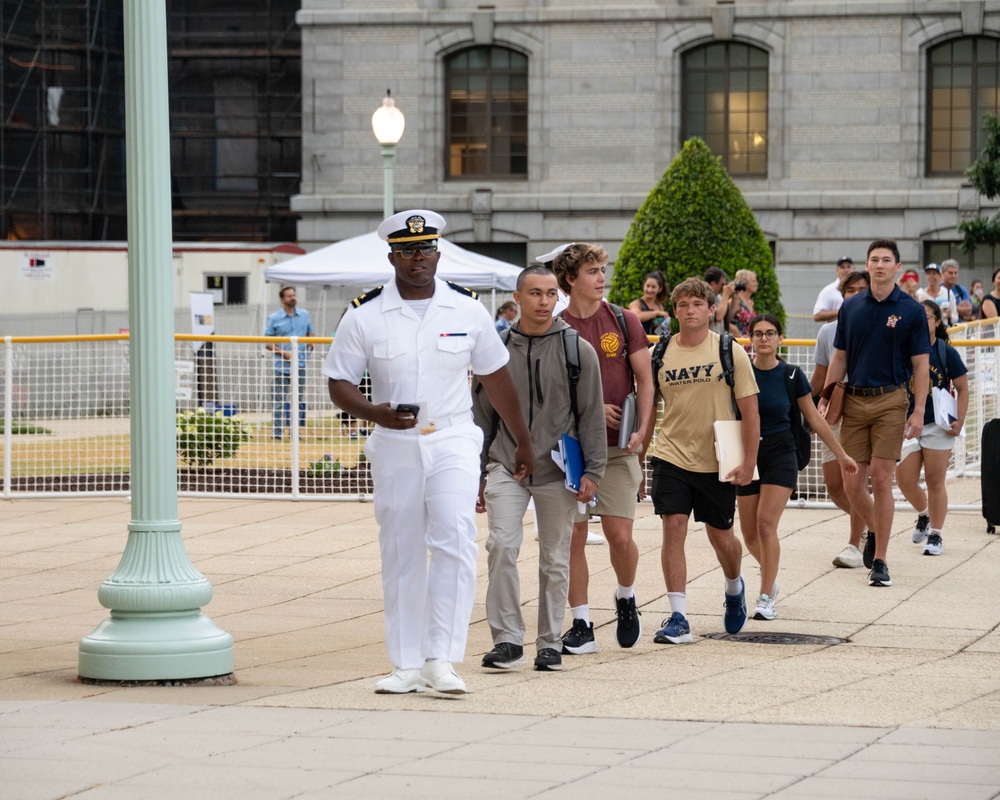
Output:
[474, 266, 607, 672]
[643, 277, 760, 643]
[552, 243, 654, 652]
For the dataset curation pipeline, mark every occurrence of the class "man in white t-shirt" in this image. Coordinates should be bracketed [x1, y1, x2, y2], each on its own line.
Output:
[812, 257, 855, 322]
[917, 263, 958, 326]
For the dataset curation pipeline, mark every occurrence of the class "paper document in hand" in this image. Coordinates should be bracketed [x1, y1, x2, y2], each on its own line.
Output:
[713, 420, 759, 482]
[931, 386, 962, 433]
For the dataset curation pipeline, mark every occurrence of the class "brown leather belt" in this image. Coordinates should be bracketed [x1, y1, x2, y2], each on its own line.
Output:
[845, 383, 905, 398]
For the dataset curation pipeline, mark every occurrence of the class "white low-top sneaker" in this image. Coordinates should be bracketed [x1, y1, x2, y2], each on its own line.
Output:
[374, 667, 425, 694]
[420, 659, 467, 694]
[832, 544, 863, 569]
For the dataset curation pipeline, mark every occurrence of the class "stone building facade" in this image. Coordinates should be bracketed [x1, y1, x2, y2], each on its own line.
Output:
[293, 0, 1000, 323]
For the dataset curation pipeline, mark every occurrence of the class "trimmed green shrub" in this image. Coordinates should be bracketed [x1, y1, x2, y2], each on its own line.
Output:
[176, 408, 251, 467]
[610, 137, 784, 329]
[959, 113, 1000, 253]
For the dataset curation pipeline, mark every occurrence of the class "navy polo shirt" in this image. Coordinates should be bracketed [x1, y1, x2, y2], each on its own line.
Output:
[834, 285, 930, 387]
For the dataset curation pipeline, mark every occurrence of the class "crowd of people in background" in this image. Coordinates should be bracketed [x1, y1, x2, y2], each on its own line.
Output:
[313, 211, 987, 694]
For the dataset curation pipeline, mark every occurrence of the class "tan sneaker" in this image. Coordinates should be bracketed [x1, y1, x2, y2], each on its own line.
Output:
[832, 544, 863, 569]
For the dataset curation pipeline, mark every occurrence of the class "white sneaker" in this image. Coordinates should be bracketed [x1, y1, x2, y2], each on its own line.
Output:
[586, 530, 606, 545]
[374, 668, 425, 694]
[753, 593, 777, 620]
[420, 659, 467, 694]
[832, 544, 863, 569]
[912, 514, 931, 544]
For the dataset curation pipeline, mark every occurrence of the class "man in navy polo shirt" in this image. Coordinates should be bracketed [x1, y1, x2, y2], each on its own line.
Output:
[821, 238, 930, 588]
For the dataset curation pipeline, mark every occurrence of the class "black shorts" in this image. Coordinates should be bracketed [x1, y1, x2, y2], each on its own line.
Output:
[650, 458, 736, 531]
[736, 429, 798, 496]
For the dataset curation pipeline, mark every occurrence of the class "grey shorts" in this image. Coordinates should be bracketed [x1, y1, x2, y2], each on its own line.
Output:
[900, 423, 958, 461]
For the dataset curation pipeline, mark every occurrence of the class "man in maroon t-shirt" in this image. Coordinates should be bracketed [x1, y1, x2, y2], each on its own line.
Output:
[553, 243, 654, 653]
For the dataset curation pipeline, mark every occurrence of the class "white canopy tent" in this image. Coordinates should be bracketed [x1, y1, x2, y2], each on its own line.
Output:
[262, 231, 524, 333]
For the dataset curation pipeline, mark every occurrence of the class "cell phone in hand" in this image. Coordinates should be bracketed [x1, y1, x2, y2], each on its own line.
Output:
[396, 403, 420, 416]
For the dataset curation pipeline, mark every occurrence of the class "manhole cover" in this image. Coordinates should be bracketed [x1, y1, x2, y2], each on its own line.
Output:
[704, 632, 847, 645]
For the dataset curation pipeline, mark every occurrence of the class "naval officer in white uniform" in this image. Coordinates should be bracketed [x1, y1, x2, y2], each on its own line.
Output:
[324, 209, 532, 695]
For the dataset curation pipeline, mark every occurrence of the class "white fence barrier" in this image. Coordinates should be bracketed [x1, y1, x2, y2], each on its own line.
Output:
[2, 322, 997, 507]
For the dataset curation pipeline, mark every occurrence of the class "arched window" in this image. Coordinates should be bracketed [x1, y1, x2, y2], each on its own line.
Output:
[445, 46, 527, 179]
[927, 37, 1000, 175]
[682, 42, 768, 177]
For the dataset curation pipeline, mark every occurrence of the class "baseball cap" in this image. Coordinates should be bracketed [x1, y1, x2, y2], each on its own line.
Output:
[924, 263, 941, 274]
[836, 256, 853, 266]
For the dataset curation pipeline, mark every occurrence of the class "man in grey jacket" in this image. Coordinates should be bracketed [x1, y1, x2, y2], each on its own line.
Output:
[473, 266, 607, 672]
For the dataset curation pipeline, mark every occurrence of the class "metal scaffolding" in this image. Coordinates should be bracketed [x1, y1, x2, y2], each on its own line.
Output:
[1, 0, 301, 242]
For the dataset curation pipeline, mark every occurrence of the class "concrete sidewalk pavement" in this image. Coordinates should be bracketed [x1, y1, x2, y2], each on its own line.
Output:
[1, 491, 999, 799]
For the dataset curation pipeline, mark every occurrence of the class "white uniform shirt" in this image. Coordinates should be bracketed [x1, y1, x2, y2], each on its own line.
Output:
[323, 276, 509, 430]
[813, 278, 843, 317]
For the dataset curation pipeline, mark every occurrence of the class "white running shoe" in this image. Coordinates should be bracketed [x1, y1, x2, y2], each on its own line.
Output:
[374, 668, 425, 694]
[832, 544, 863, 569]
[753, 593, 777, 620]
[586, 530, 606, 545]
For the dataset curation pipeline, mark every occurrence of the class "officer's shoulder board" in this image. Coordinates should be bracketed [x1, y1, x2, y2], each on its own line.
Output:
[446, 280, 478, 300]
[351, 286, 383, 308]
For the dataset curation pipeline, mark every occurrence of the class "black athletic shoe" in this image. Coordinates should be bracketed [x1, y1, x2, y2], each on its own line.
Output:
[560, 618, 598, 654]
[614, 593, 642, 648]
[481, 642, 525, 670]
[534, 648, 563, 671]
[863, 531, 876, 569]
[868, 558, 892, 587]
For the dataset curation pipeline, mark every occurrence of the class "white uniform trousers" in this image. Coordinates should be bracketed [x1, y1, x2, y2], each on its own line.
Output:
[484, 464, 577, 652]
[364, 422, 483, 670]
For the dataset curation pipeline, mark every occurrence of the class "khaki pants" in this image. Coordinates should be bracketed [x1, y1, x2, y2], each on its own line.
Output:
[484, 464, 577, 652]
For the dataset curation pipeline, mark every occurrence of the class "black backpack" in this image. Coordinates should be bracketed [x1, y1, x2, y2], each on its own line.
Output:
[783, 363, 811, 471]
[650, 331, 739, 417]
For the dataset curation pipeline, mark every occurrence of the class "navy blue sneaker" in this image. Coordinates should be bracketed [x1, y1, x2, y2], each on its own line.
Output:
[653, 612, 693, 644]
[863, 531, 876, 569]
[724, 576, 747, 634]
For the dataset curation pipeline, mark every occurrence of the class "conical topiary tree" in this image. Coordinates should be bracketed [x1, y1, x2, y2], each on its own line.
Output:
[609, 137, 783, 330]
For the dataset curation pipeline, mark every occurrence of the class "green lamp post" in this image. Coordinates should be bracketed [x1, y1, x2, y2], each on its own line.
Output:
[78, 0, 233, 681]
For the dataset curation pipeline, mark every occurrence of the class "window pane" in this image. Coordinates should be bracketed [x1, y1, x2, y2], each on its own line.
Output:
[446, 46, 528, 178]
[927, 37, 1000, 175]
[682, 42, 768, 175]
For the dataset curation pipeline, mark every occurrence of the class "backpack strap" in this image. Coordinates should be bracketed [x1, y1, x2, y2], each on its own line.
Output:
[935, 338, 949, 385]
[609, 302, 635, 392]
[719, 332, 739, 418]
[562, 328, 581, 434]
[650, 331, 671, 406]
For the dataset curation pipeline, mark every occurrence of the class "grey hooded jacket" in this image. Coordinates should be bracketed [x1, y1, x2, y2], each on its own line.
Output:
[473, 317, 607, 487]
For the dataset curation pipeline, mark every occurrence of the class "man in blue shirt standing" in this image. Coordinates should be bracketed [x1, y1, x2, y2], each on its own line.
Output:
[822, 239, 930, 588]
[264, 286, 315, 439]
